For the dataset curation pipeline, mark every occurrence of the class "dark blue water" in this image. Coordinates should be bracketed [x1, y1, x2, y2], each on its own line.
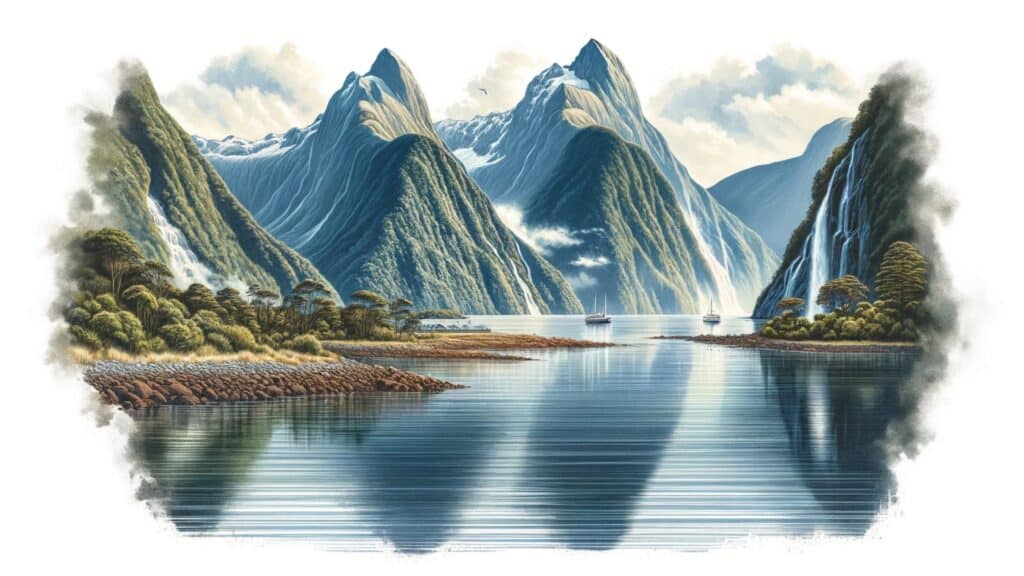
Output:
[129, 315, 915, 552]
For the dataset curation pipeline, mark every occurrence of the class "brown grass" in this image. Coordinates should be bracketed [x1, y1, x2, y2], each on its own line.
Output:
[67, 345, 336, 366]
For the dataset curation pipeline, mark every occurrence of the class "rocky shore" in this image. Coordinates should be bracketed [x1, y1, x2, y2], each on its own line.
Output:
[655, 333, 921, 353]
[84, 358, 462, 410]
[324, 333, 613, 361]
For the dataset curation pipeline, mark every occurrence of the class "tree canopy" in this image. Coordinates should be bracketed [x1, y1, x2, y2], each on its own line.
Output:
[875, 241, 928, 316]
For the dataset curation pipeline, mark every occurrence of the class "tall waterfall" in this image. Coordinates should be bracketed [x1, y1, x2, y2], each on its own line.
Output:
[753, 130, 872, 318]
[145, 195, 237, 291]
[484, 238, 540, 315]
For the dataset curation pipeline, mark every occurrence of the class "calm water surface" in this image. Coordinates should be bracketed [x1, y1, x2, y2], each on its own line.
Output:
[130, 315, 916, 552]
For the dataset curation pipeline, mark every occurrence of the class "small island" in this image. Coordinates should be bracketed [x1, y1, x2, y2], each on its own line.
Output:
[658, 241, 930, 354]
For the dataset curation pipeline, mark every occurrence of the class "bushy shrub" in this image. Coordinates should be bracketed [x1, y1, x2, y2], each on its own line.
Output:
[156, 298, 188, 326]
[205, 332, 233, 353]
[793, 327, 809, 340]
[82, 299, 102, 314]
[864, 322, 886, 340]
[809, 321, 826, 339]
[840, 319, 861, 340]
[823, 329, 838, 341]
[761, 326, 778, 339]
[287, 334, 322, 355]
[65, 306, 91, 326]
[69, 325, 103, 350]
[96, 293, 118, 312]
[159, 319, 204, 351]
[148, 336, 168, 353]
[219, 324, 257, 352]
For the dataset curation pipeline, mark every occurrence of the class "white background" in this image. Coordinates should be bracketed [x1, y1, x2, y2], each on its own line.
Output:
[1, 1, 1021, 573]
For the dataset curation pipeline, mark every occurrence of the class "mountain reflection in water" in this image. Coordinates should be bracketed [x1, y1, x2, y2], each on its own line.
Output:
[128, 315, 918, 551]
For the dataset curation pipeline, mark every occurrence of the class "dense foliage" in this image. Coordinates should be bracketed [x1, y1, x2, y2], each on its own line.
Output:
[64, 228, 426, 356]
[759, 241, 929, 342]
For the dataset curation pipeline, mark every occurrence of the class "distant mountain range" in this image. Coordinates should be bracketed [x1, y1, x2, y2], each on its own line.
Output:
[709, 118, 851, 254]
[87, 65, 330, 297]
[437, 40, 778, 314]
[753, 71, 927, 317]
[195, 50, 581, 314]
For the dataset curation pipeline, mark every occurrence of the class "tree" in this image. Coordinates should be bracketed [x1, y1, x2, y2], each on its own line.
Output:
[388, 297, 414, 333]
[80, 228, 143, 300]
[816, 275, 869, 314]
[122, 284, 158, 331]
[344, 290, 389, 339]
[247, 284, 279, 334]
[182, 283, 225, 317]
[875, 241, 928, 316]
[776, 297, 805, 317]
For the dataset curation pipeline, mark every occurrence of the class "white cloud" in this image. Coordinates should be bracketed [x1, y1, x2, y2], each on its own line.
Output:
[648, 45, 866, 185]
[571, 255, 610, 268]
[163, 44, 326, 139]
[493, 204, 580, 254]
[445, 51, 542, 120]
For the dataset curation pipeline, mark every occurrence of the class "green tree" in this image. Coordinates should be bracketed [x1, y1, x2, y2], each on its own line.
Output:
[122, 284, 158, 332]
[388, 297, 414, 333]
[80, 228, 143, 300]
[816, 275, 869, 314]
[875, 241, 928, 316]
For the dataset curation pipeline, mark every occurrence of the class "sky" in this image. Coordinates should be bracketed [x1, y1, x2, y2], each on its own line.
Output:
[144, 7, 890, 185]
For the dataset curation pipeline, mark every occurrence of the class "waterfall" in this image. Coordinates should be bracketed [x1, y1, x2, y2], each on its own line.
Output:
[484, 238, 540, 315]
[752, 129, 872, 318]
[146, 195, 235, 291]
[804, 130, 871, 317]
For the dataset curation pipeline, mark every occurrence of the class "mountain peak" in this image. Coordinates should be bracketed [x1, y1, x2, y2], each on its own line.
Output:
[569, 38, 617, 80]
[366, 47, 433, 124]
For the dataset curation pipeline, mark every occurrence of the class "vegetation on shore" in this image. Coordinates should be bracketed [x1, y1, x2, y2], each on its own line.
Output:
[759, 241, 929, 342]
[62, 228, 445, 362]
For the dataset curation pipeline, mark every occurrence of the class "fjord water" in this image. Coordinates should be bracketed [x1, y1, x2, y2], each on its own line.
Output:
[130, 316, 914, 552]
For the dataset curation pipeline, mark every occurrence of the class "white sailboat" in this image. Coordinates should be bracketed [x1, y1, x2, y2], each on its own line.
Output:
[702, 298, 721, 324]
[585, 293, 612, 324]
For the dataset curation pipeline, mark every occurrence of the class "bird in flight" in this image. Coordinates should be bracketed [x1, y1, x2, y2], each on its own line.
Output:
[478, 87, 488, 95]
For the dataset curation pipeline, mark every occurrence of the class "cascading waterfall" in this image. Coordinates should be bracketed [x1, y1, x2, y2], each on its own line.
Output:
[484, 238, 540, 315]
[805, 130, 870, 316]
[753, 129, 872, 319]
[146, 195, 236, 291]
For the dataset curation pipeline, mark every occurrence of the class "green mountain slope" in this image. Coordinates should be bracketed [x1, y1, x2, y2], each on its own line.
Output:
[316, 133, 582, 314]
[524, 127, 734, 314]
[87, 64, 331, 297]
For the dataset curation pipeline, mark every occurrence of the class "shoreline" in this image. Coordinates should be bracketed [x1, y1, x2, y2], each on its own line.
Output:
[84, 358, 461, 410]
[655, 333, 921, 353]
[325, 332, 613, 361]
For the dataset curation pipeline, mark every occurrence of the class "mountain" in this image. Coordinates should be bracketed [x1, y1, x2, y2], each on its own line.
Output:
[525, 127, 730, 314]
[753, 71, 929, 318]
[86, 64, 331, 297]
[194, 50, 582, 314]
[436, 39, 778, 313]
[709, 118, 851, 254]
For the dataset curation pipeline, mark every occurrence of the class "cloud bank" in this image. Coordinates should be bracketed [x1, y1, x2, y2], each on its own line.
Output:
[493, 204, 579, 254]
[164, 44, 326, 139]
[649, 45, 865, 185]
[445, 51, 542, 120]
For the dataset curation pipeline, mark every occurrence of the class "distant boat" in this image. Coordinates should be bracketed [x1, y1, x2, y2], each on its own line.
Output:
[585, 293, 612, 325]
[702, 299, 721, 324]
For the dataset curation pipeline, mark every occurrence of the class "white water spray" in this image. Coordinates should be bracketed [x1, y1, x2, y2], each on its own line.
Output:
[146, 195, 240, 291]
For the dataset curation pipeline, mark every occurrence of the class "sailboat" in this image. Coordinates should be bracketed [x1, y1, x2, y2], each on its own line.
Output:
[585, 293, 612, 325]
[702, 298, 721, 324]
